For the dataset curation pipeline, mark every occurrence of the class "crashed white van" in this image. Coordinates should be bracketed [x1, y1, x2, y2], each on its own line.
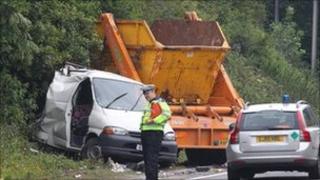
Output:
[33, 62, 177, 163]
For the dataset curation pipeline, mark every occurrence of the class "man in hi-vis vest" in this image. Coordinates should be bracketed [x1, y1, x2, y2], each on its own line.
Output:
[140, 84, 171, 180]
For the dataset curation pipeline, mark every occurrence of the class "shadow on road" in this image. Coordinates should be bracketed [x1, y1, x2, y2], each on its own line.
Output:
[253, 178, 308, 180]
[253, 175, 309, 180]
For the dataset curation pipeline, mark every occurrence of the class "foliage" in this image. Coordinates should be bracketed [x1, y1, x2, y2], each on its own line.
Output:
[225, 52, 283, 104]
[0, 0, 102, 125]
[1, 0, 102, 178]
[270, 6, 306, 65]
[0, 70, 35, 126]
[1, 0, 319, 178]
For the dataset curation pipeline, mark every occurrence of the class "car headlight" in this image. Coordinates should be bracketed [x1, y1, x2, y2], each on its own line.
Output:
[102, 126, 128, 136]
[163, 132, 176, 141]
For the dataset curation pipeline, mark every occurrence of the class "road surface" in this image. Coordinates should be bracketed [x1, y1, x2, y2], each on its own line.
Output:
[187, 171, 309, 180]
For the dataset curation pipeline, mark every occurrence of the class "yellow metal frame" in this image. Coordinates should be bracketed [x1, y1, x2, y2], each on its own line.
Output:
[97, 13, 243, 149]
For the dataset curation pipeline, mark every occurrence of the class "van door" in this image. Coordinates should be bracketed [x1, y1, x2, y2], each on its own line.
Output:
[68, 78, 93, 148]
[45, 71, 83, 147]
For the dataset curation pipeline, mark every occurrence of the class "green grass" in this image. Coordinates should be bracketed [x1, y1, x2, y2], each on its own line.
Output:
[0, 124, 116, 179]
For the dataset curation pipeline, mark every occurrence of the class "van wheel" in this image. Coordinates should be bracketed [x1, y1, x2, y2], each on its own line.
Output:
[227, 166, 240, 180]
[309, 160, 320, 179]
[81, 138, 102, 160]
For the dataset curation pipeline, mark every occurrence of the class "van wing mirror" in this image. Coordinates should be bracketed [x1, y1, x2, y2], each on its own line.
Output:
[229, 123, 236, 131]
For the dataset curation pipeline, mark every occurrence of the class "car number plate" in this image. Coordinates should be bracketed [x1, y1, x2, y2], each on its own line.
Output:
[136, 144, 143, 151]
[256, 135, 285, 143]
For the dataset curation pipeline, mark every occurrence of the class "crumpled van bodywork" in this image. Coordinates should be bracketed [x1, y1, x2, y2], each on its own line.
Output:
[33, 63, 177, 163]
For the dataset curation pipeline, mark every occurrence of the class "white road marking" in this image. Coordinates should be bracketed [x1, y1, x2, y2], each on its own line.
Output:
[187, 172, 227, 180]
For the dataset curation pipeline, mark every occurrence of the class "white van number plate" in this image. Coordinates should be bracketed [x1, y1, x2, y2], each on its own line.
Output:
[136, 144, 143, 151]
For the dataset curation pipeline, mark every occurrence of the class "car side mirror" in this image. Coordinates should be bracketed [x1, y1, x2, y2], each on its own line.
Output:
[229, 123, 236, 131]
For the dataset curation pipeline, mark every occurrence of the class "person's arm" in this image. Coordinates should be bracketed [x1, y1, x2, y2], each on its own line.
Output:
[153, 102, 171, 124]
[140, 104, 151, 129]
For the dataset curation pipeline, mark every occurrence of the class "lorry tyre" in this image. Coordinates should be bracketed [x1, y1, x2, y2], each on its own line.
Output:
[81, 138, 102, 160]
[186, 149, 211, 165]
[186, 149, 226, 165]
[209, 150, 226, 164]
[186, 149, 201, 165]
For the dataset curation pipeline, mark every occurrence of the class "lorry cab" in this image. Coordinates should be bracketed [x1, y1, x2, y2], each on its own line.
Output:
[33, 62, 177, 163]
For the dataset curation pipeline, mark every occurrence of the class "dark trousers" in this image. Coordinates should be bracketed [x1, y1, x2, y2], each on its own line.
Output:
[141, 131, 163, 180]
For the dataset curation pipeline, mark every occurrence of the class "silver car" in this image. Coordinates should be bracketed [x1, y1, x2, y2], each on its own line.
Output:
[226, 101, 320, 180]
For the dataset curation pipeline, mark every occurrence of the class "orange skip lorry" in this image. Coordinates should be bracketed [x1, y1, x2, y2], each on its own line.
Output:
[95, 12, 244, 164]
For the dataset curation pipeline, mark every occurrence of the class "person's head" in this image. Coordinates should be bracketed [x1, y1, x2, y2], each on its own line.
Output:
[142, 84, 156, 101]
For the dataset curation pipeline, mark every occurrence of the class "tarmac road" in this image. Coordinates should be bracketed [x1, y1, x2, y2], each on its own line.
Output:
[187, 171, 309, 180]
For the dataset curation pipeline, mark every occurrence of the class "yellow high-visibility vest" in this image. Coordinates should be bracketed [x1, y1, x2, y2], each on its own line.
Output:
[140, 98, 171, 131]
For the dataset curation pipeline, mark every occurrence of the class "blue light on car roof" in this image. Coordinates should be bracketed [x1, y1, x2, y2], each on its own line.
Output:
[282, 94, 290, 104]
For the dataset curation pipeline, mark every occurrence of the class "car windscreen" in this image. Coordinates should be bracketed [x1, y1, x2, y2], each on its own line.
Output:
[240, 110, 298, 131]
[93, 78, 147, 111]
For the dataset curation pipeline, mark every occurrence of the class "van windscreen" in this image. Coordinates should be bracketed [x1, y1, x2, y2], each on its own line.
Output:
[240, 111, 298, 131]
[93, 78, 147, 111]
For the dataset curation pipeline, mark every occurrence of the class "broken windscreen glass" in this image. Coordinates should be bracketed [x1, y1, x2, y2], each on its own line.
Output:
[93, 78, 147, 111]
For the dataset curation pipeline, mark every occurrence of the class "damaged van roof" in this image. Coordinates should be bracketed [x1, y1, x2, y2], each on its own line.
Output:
[67, 69, 142, 84]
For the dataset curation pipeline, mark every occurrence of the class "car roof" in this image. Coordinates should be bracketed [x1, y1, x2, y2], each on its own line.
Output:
[243, 103, 309, 113]
[68, 69, 142, 85]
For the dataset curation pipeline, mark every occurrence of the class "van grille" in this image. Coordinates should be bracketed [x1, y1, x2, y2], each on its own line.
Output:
[129, 132, 141, 138]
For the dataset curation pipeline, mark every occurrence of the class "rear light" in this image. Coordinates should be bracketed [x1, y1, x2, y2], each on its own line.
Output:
[230, 129, 239, 144]
[229, 112, 242, 144]
[296, 111, 311, 142]
[300, 130, 311, 142]
[294, 158, 306, 164]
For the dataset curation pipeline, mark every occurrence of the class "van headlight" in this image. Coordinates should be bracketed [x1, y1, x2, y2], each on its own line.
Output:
[102, 126, 128, 136]
[163, 132, 176, 141]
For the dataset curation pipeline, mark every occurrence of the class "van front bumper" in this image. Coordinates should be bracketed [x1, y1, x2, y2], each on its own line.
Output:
[99, 133, 178, 163]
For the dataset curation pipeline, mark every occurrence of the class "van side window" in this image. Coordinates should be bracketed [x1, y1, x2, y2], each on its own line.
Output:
[303, 108, 315, 127]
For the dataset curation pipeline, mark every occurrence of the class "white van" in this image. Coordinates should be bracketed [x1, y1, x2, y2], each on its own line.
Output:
[33, 62, 177, 164]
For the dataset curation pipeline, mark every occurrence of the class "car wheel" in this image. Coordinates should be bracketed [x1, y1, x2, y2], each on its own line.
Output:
[309, 160, 320, 179]
[81, 138, 102, 160]
[241, 171, 254, 179]
[227, 166, 240, 180]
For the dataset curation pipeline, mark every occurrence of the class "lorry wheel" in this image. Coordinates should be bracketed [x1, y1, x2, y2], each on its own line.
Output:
[209, 150, 226, 164]
[186, 149, 210, 165]
[186, 149, 200, 165]
[186, 149, 226, 165]
[81, 138, 102, 160]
